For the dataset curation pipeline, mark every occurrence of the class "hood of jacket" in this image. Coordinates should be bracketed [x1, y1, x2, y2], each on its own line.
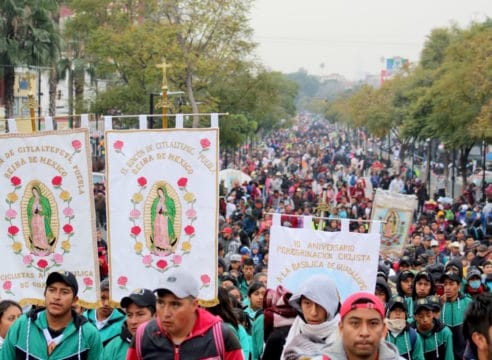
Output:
[27, 307, 88, 329]
[445, 259, 464, 279]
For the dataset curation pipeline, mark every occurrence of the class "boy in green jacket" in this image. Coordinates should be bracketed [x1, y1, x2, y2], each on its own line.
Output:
[102, 288, 155, 359]
[1, 271, 102, 359]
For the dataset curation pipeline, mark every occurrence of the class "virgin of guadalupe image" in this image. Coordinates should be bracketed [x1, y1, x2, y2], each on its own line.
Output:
[146, 183, 180, 255]
[383, 210, 399, 240]
[22, 182, 58, 256]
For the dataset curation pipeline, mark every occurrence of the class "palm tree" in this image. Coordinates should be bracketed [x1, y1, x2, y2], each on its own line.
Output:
[0, 0, 61, 123]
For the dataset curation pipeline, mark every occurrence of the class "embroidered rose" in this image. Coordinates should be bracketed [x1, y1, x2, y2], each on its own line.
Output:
[5, 209, 17, 219]
[132, 193, 143, 204]
[63, 207, 74, 217]
[184, 225, 195, 236]
[23, 255, 33, 265]
[137, 177, 147, 187]
[185, 208, 197, 220]
[200, 274, 211, 286]
[61, 240, 71, 251]
[3, 281, 12, 291]
[60, 190, 71, 201]
[12, 242, 22, 253]
[6, 192, 18, 203]
[8, 226, 19, 236]
[53, 253, 63, 265]
[10, 176, 21, 186]
[200, 138, 211, 150]
[63, 224, 73, 234]
[117, 276, 128, 287]
[183, 192, 195, 203]
[37, 259, 48, 269]
[72, 140, 82, 151]
[83, 277, 94, 287]
[181, 241, 192, 252]
[156, 260, 168, 270]
[52, 176, 63, 187]
[177, 177, 188, 188]
[142, 255, 152, 265]
[131, 226, 141, 236]
[134, 242, 143, 253]
[113, 140, 124, 153]
[129, 209, 141, 220]
[172, 254, 182, 266]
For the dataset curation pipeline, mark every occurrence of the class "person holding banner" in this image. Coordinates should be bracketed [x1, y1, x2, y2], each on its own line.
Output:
[1, 271, 102, 359]
[282, 275, 341, 360]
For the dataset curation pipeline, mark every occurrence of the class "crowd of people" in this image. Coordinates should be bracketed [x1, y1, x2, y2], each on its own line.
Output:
[0, 115, 492, 359]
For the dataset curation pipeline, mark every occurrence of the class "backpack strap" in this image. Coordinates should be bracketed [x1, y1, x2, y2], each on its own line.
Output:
[212, 321, 225, 359]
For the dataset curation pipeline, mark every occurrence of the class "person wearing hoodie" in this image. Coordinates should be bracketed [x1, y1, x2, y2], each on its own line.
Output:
[84, 278, 126, 346]
[440, 271, 473, 360]
[282, 274, 341, 360]
[412, 271, 435, 301]
[394, 270, 415, 323]
[411, 297, 453, 360]
[323, 292, 403, 360]
[444, 259, 467, 291]
[463, 292, 492, 360]
[126, 269, 243, 360]
[375, 277, 392, 305]
[102, 288, 156, 359]
[384, 296, 424, 360]
[1, 271, 102, 359]
[464, 267, 489, 298]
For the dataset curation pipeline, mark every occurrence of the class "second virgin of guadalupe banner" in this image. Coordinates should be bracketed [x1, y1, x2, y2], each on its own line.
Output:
[106, 129, 219, 305]
[0, 129, 100, 307]
[370, 189, 417, 257]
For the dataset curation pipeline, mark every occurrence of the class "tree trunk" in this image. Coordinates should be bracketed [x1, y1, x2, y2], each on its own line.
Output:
[185, 67, 200, 128]
[49, 66, 57, 117]
[4, 66, 15, 120]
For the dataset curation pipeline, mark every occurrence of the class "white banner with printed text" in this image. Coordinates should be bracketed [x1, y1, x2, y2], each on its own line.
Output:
[0, 129, 99, 307]
[106, 129, 219, 305]
[268, 214, 380, 301]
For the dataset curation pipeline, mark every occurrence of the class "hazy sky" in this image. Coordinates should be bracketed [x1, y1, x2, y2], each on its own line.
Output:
[249, 0, 492, 80]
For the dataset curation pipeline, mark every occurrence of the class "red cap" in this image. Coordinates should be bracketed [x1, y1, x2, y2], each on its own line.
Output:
[340, 292, 385, 320]
[222, 227, 232, 234]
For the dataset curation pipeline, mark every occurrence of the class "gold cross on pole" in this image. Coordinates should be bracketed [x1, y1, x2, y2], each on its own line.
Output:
[156, 59, 171, 128]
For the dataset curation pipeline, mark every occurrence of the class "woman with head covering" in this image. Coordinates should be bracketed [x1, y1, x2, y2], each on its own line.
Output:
[282, 274, 341, 360]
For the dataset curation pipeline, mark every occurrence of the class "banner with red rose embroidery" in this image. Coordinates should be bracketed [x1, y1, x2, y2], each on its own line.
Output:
[105, 129, 219, 305]
[0, 129, 100, 307]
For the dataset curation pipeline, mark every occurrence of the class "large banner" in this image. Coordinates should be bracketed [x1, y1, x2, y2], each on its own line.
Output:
[0, 129, 99, 307]
[370, 189, 417, 257]
[267, 214, 381, 301]
[106, 129, 219, 305]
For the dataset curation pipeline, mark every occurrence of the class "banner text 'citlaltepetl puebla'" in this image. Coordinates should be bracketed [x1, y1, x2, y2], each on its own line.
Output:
[0, 129, 100, 307]
[105, 129, 219, 306]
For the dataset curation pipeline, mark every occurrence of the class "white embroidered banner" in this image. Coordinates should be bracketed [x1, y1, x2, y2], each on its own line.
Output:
[268, 214, 380, 301]
[370, 189, 417, 258]
[106, 129, 219, 305]
[0, 129, 99, 307]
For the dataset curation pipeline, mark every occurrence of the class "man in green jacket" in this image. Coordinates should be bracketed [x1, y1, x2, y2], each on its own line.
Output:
[102, 288, 155, 359]
[1, 270, 102, 359]
[84, 278, 126, 346]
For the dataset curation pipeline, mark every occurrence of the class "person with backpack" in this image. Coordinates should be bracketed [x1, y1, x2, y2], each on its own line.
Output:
[126, 270, 243, 360]
[282, 274, 341, 360]
[385, 296, 424, 360]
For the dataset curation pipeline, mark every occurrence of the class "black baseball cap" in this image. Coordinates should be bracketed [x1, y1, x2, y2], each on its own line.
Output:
[121, 288, 156, 309]
[46, 271, 78, 296]
[414, 298, 433, 315]
[441, 271, 461, 283]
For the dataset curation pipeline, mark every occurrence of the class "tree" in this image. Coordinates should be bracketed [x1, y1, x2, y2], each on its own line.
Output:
[0, 0, 61, 121]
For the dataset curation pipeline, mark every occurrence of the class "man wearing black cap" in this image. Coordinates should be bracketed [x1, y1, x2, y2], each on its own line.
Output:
[440, 271, 473, 359]
[127, 269, 243, 359]
[2, 270, 102, 359]
[102, 288, 155, 359]
[412, 297, 453, 359]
